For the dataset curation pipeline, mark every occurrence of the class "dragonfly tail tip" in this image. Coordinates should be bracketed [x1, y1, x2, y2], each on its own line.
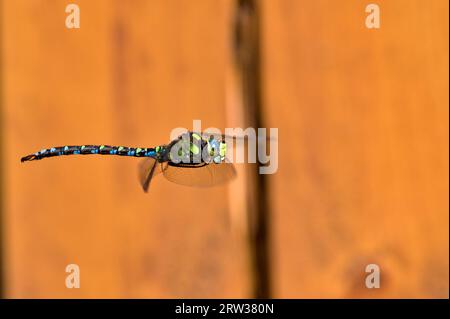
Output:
[21, 154, 37, 162]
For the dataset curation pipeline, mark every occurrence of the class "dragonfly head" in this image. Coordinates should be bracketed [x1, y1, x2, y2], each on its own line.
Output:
[206, 137, 227, 164]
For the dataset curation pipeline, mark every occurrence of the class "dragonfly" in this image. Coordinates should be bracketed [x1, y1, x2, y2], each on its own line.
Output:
[21, 131, 237, 192]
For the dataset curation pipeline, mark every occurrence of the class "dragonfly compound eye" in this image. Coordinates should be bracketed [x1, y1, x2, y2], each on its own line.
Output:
[207, 139, 221, 156]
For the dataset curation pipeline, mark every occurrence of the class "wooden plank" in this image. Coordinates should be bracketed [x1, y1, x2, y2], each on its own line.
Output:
[262, 0, 449, 297]
[2, 0, 248, 298]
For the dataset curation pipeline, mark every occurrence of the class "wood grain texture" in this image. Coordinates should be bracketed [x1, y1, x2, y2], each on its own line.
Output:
[262, 0, 448, 298]
[2, 0, 249, 298]
[1, 0, 448, 298]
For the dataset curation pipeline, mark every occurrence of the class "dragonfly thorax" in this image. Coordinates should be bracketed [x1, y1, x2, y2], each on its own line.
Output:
[167, 132, 227, 165]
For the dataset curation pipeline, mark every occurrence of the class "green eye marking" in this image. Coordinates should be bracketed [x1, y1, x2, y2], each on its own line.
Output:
[190, 143, 200, 155]
[136, 147, 142, 153]
[207, 143, 212, 156]
[99, 145, 105, 150]
[81, 145, 86, 150]
[219, 142, 226, 157]
[118, 146, 124, 152]
[192, 133, 201, 141]
[156, 146, 160, 153]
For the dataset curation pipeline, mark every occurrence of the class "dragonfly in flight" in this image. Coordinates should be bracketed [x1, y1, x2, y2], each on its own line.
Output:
[21, 131, 237, 192]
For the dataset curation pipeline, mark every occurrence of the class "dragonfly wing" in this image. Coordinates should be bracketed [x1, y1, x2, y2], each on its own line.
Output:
[201, 131, 276, 142]
[162, 162, 236, 187]
[138, 158, 163, 192]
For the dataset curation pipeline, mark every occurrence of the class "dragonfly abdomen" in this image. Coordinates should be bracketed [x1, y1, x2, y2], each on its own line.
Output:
[21, 145, 158, 162]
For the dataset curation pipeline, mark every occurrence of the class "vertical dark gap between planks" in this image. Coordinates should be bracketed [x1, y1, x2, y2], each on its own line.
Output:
[234, 0, 271, 298]
[0, 0, 5, 298]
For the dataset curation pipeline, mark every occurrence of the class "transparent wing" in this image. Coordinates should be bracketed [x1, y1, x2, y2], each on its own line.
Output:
[201, 131, 276, 142]
[138, 158, 163, 192]
[162, 161, 236, 187]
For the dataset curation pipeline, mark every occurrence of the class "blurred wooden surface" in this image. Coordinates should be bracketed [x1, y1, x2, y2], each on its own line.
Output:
[2, 0, 249, 298]
[263, 0, 449, 297]
[1, 0, 448, 298]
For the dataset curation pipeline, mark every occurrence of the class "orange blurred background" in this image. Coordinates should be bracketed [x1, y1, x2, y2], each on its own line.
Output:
[0, 0, 448, 298]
